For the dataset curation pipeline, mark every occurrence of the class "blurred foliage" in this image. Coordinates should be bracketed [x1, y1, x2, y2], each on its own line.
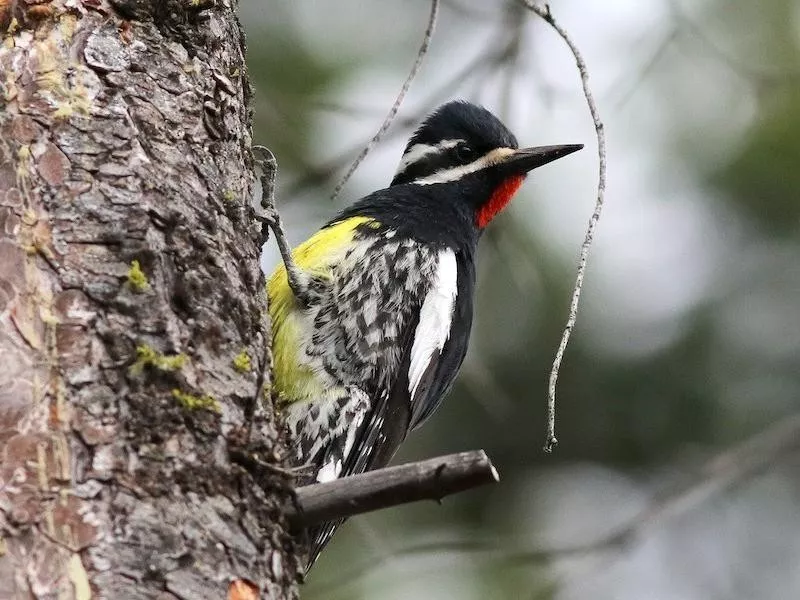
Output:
[246, 17, 350, 172]
[242, 0, 800, 598]
[713, 89, 800, 234]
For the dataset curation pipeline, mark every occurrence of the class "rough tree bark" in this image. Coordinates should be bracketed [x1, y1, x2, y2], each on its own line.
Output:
[0, 0, 300, 598]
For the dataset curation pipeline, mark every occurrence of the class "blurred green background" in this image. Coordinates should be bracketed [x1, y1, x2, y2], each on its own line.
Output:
[241, 1, 800, 598]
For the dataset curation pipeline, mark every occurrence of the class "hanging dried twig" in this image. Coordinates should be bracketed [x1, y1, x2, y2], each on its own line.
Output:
[521, 1, 608, 452]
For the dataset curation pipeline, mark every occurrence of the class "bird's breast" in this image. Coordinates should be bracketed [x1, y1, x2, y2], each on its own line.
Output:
[268, 219, 441, 405]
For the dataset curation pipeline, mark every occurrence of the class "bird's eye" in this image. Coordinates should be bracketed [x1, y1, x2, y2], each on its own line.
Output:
[454, 145, 475, 162]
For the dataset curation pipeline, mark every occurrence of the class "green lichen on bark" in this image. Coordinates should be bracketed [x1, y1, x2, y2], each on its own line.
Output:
[126, 260, 150, 292]
[171, 388, 220, 412]
[130, 344, 187, 374]
[233, 349, 251, 372]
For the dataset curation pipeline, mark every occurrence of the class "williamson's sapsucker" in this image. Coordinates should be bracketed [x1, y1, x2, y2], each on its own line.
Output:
[267, 100, 582, 568]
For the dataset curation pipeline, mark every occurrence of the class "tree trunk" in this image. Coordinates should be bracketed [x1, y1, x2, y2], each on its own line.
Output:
[0, 2, 300, 598]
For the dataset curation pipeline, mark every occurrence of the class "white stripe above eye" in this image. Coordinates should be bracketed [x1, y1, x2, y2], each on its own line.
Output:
[395, 139, 463, 177]
[413, 146, 516, 185]
[408, 248, 458, 400]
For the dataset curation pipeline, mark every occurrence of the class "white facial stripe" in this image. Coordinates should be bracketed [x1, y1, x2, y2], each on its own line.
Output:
[413, 147, 516, 185]
[395, 139, 463, 177]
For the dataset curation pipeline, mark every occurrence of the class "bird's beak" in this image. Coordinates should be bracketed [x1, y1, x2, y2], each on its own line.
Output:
[500, 144, 584, 174]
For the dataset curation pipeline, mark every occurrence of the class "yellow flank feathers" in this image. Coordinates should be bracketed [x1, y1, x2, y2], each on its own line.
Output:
[268, 216, 373, 405]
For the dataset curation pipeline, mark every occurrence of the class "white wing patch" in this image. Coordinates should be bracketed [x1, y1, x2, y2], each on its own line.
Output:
[408, 248, 458, 400]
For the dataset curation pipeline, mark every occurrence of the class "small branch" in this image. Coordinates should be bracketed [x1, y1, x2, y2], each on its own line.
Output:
[330, 0, 440, 200]
[252, 145, 313, 306]
[666, 0, 800, 84]
[604, 411, 800, 546]
[288, 450, 499, 528]
[608, 27, 677, 111]
[522, 1, 608, 452]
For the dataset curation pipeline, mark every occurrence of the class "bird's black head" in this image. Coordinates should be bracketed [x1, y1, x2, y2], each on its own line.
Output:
[391, 100, 582, 229]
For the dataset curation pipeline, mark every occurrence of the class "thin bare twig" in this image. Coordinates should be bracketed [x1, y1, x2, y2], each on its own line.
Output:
[289, 25, 523, 196]
[330, 0, 440, 201]
[666, 0, 800, 83]
[522, 1, 607, 452]
[497, 2, 526, 119]
[607, 27, 677, 111]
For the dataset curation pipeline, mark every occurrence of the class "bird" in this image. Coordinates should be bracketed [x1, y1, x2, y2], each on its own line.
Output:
[265, 100, 582, 568]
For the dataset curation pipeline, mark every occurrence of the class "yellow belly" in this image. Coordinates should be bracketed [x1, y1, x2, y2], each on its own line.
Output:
[267, 216, 374, 405]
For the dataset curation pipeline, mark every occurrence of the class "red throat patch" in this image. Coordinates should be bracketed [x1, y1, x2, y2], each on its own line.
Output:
[476, 175, 525, 228]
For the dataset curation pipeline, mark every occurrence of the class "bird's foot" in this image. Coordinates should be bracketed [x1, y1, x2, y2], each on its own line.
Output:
[252, 145, 313, 305]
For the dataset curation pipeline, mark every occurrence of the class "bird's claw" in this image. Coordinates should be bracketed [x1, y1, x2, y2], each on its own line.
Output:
[252, 144, 278, 212]
[252, 145, 277, 175]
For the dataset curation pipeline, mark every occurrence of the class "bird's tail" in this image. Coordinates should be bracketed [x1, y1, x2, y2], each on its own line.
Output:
[300, 381, 410, 571]
[305, 519, 345, 571]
